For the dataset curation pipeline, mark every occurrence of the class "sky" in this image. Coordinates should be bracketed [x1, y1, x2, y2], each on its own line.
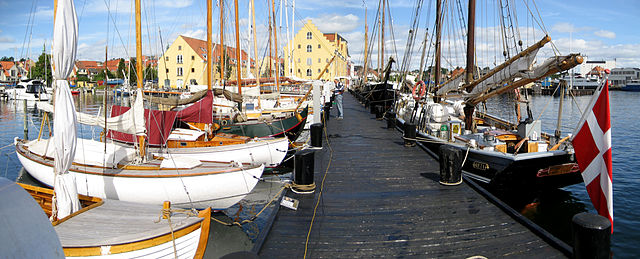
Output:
[0, 0, 639, 71]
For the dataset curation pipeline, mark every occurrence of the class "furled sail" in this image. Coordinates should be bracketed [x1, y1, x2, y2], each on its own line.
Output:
[37, 88, 146, 136]
[436, 73, 464, 96]
[469, 49, 539, 96]
[51, 0, 81, 219]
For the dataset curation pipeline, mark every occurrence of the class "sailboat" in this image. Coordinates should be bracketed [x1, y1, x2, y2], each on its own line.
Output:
[393, 0, 585, 191]
[16, 0, 265, 209]
[10, 0, 210, 258]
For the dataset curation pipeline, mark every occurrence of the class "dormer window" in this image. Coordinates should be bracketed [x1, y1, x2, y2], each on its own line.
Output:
[306, 32, 312, 39]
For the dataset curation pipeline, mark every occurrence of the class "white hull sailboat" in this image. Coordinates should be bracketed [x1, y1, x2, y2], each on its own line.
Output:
[16, 138, 265, 209]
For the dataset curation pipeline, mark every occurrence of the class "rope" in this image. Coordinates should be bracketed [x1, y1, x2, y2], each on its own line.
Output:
[0, 143, 15, 151]
[210, 183, 290, 227]
[303, 111, 333, 259]
[154, 207, 198, 259]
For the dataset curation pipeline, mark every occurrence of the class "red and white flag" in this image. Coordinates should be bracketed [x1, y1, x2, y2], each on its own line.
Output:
[571, 79, 613, 231]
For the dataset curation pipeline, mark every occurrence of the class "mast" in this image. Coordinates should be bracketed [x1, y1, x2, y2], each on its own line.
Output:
[271, 0, 280, 91]
[268, 7, 273, 78]
[234, 0, 242, 95]
[380, 0, 385, 79]
[207, 0, 212, 90]
[251, 0, 259, 86]
[363, 5, 369, 85]
[220, 0, 225, 84]
[463, 0, 476, 131]
[434, 0, 442, 101]
[291, 0, 295, 76]
[284, 0, 290, 76]
[135, 0, 145, 157]
[246, 1, 251, 77]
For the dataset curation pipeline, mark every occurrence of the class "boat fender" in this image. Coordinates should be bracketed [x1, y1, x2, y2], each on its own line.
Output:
[412, 81, 426, 100]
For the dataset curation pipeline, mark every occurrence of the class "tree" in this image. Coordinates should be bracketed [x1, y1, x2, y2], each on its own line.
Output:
[116, 58, 126, 79]
[30, 53, 53, 86]
[128, 57, 137, 84]
[215, 51, 233, 80]
[144, 64, 157, 81]
[0, 56, 14, 61]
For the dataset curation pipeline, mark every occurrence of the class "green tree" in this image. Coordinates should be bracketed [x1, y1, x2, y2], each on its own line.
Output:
[116, 58, 126, 79]
[0, 56, 14, 61]
[77, 75, 90, 82]
[93, 69, 115, 82]
[215, 51, 233, 80]
[128, 58, 137, 84]
[31, 53, 53, 85]
[144, 64, 157, 81]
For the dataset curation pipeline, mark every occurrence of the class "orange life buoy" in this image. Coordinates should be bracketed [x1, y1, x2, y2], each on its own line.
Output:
[412, 81, 426, 100]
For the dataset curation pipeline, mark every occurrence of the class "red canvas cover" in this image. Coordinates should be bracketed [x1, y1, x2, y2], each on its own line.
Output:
[107, 106, 177, 146]
[176, 90, 213, 124]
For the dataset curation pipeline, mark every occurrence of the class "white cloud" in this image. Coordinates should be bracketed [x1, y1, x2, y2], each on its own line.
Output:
[0, 37, 14, 43]
[594, 30, 616, 39]
[155, 0, 194, 8]
[309, 14, 360, 33]
[182, 29, 206, 40]
[552, 22, 576, 33]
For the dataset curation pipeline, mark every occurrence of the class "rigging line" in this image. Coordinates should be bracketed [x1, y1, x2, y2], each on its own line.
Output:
[20, 0, 37, 61]
[387, 1, 400, 68]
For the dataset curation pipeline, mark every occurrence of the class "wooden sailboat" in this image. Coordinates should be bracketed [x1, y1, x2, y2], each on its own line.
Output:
[16, 0, 265, 209]
[6, 1, 210, 258]
[393, 0, 584, 191]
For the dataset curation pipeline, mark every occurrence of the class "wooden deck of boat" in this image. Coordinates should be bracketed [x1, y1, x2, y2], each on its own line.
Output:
[257, 93, 567, 258]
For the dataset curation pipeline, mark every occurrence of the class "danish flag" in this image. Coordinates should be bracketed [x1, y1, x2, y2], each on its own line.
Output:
[571, 79, 613, 232]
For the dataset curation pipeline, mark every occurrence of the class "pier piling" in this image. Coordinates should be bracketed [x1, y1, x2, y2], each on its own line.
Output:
[310, 123, 323, 148]
[292, 149, 315, 194]
[404, 122, 416, 147]
[572, 212, 611, 259]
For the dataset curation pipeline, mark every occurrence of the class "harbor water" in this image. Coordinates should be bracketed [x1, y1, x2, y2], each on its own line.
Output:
[0, 91, 638, 256]
[484, 90, 639, 257]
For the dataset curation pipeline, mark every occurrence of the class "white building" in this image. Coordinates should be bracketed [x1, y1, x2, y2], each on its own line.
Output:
[577, 58, 616, 75]
[610, 68, 640, 87]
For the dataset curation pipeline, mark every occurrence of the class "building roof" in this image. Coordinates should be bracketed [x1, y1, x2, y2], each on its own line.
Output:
[323, 33, 347, 43]
[179, 35, 254, 63]
[0, 61, 15, 77]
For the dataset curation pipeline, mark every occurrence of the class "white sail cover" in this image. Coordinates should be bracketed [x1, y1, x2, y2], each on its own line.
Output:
[469, 49, 539, 96]
[52, 0, 81, 218]
[436, 74, 464, 96]
[36, 88, 146, 136]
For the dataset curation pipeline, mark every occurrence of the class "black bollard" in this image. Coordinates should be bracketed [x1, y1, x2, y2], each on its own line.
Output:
[370, 103, 377, 114]
[310, 123, 323, 148]
[386, 111, 396, 129]
[404, 122, 416, 147]
[438, 145, 463, 185]
[323, 104, 330, 122]
[293, 149, 316, 194]
[375, 105, 384, 120]
[572, 212, 611, 259]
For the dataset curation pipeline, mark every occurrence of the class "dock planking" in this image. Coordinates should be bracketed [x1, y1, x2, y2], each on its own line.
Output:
[258, 93, 566, 258]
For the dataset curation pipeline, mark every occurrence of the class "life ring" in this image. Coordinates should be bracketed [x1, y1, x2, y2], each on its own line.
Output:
[412, 81, 426, 100]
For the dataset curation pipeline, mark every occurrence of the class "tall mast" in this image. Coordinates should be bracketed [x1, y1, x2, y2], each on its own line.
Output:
[207, 0, 212, 90]
[246, 1, 251, 77]
[233, 0, 242, 95]
[465, 0, 476, 87]
[284, 0, 290, 76]
[363, 5, 368, 85]
[251, 0, 260, 88]
[271, 0, 280, 91]
[135, 0, 145, 157]
[268, 6, 273, 78]
[291, 0, 295, 76]
[463, 0, 476, 131]
[434, 0, 442, 92]
[380, 0, 385, 78]
[219, 0, 225, 84]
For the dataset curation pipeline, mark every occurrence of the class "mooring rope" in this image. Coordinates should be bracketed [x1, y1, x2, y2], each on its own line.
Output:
[303, 111, 334, 259]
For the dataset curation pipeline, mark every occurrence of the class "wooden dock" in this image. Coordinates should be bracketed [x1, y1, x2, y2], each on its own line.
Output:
[257, 93, 568, 258]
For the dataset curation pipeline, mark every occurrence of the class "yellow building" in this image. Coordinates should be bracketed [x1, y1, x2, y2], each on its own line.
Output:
[283, 20, 350, 80]
[159, 35, 254, 89]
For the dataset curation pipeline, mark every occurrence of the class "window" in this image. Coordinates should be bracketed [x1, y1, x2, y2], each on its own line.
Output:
[191, 55, 195, 60]
[177, 55, 183, 64]
[318, 58, 321, 63]
[298, 44, 301, 49]
[190, 79, 197, 85]
[203, 54, 207, 60]
[177, 79, 183, 88]
[178, 45, 182, 50]
[307, 58, 312, 65]
[191, 68, 195, 73]
[326, 58, 329, 63]
[306, 32, 312, 39]
[165, 69, 169, 73]
[318, 44, 321, 49]
[177, 67, 183, 77]
[306, 45, 312, 52]
[165, 56, 169, 61]
[306, 69, 312, 76]
[298, 58, 301, 63]
[297, 69, 301, 73]
[317, 69, 321, 73]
